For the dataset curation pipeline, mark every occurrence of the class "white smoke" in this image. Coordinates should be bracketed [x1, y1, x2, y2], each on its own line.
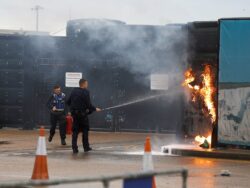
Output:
[68, 19, 188, 88]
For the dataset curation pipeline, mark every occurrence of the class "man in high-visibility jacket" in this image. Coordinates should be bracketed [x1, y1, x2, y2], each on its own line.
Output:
[47, 85, 67, 145]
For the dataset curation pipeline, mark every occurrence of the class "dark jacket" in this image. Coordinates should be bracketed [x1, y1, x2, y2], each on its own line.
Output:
[67, 88, 96, 114]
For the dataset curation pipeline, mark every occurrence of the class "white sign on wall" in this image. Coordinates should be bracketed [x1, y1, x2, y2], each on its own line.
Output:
[150, 74, 168, 90]
[65, 72, 82, 87]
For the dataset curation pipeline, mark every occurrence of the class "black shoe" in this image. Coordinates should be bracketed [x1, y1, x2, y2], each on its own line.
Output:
[48, 135, 53, 142]
[61, 139, 66, 145]
[84, 147, 92, 152]
[73, 148, 79, 154]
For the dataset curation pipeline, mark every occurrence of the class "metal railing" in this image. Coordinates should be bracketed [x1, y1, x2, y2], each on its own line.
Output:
[0, 169, 188, 188]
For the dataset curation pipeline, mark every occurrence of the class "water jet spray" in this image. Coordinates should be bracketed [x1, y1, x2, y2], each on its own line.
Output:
[102, 94, 167, 111]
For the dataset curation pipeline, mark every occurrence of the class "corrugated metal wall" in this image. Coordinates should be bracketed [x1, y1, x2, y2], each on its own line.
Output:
[0, 36, 25, 128]
[0, 20, 215, 134]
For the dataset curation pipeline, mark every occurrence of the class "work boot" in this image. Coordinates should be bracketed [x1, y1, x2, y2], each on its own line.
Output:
[48, 135, 53, 142]
[61, 139, 66, 146]
[84, 147, 92, 152]
[73, 148, 79, 154]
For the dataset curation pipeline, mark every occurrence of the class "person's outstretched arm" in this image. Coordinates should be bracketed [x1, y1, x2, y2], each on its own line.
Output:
[85, 90, 101, 114]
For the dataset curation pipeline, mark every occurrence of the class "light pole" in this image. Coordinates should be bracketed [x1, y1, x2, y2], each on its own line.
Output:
[31, 5, 43, 32]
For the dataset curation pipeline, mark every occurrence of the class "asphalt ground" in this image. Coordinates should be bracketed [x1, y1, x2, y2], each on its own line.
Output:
[0, 129, 250, 188]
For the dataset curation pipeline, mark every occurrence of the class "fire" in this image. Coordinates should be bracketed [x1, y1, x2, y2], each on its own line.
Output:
[183, 68, 195, 87]
[195, 135, 212, 145]
[200, 65, 216, 123]
[183, 65, 216, 148]
[182, 64, 216, 123]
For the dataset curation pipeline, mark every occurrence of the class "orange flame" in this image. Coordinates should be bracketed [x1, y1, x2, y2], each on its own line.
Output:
[200, 65, 216, 123]
[183, 65, 216, 123]
[182, 68, 195, 86]
[195, 135, 212, 145]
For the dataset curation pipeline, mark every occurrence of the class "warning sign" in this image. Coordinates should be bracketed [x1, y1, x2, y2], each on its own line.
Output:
[65, 72, 82, 87]
[150, 74, 168, 90]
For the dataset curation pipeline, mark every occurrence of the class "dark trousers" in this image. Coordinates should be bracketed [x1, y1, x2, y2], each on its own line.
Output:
[50, 112, 66, 140]
[71, 111, 90, 150]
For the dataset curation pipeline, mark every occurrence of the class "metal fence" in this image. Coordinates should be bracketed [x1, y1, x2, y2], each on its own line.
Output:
[0, 169, 188, 188]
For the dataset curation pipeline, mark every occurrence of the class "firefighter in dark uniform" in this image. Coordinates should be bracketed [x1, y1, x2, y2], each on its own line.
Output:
[47, 85, 67, 145]
[67, 78, 101, 153]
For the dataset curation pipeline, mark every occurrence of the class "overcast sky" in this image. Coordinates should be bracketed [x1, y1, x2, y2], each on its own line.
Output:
[1, 0, 250, 35]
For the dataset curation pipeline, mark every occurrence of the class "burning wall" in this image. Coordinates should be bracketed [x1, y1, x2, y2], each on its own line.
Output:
[183, 64, 217, 145]
[183, 64, 216, 124]
[183, 22, 218, 146]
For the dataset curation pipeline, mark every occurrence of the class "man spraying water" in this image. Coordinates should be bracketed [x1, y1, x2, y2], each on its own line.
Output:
[67, 78, 102, 154]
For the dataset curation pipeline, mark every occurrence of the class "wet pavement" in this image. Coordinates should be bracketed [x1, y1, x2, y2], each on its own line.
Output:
[0, 129, 250, 188]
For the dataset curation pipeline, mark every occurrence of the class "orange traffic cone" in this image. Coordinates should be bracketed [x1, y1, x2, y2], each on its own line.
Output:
[143, 137, 156, 188]
[31, 126, 49, 180]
